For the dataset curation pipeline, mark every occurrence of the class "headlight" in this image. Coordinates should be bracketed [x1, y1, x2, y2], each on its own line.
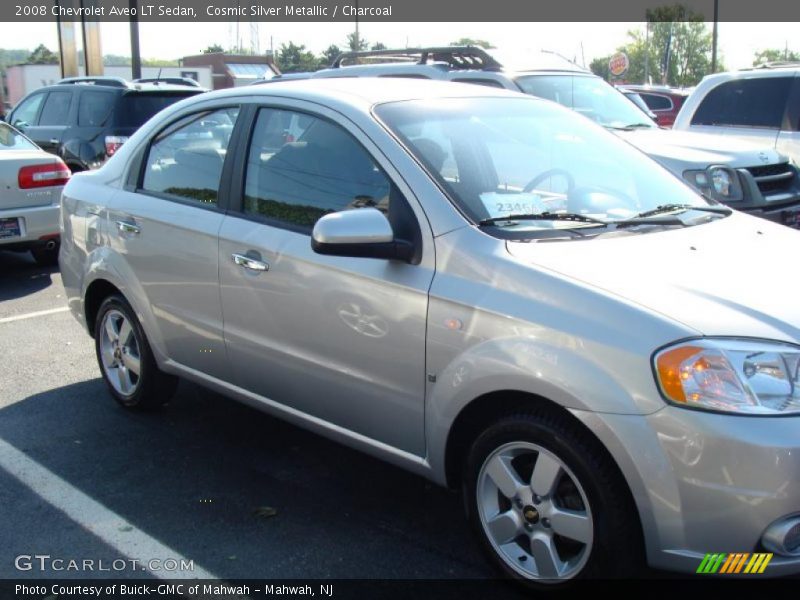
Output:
[654, 338, 800, 414]
[683, 166, 743, 202]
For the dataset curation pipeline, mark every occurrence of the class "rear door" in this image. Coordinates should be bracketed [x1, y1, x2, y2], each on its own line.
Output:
[218, 103, 435, 455]
[107, 105, 242, 382]
[24, 90, 75, 155]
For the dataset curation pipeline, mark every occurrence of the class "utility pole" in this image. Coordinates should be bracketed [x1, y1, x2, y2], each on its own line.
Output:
[711, 0, 719, 73]
[354, 0, 360, 51]
[129, 0, 141, 79]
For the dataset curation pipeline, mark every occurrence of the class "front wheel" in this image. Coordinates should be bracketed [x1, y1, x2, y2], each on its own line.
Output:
[94, 294, 177, 409]
[463, 412, 641, 585]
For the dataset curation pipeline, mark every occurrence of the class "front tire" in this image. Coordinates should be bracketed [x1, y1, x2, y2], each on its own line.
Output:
[463, 411, 641, 585]
[94, 294, 177, 409]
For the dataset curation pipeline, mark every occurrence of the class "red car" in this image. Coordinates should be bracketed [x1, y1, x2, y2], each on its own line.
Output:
[617, 85, 690, 128]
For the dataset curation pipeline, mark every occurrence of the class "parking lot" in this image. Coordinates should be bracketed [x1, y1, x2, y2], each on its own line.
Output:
[0, 251, 499, 582]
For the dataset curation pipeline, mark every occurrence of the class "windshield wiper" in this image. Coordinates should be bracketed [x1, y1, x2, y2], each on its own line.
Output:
[479, 212, 609, 227]
[605, 123, 653, 131]
[629, 204, 732, 219]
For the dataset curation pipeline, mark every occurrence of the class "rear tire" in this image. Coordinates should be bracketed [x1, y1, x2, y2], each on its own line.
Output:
[463, 411, 642, 586]
[93, 294, 177, 410]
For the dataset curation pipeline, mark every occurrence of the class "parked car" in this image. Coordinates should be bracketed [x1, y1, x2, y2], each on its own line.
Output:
[269, 47, 800, 228]
[6, 76, 205, 173]
[618, 89, 658, 122]
[0, 121, 69, 265]
[617, 84, 689, 127]
[61, 78, 800, 584]
[673, 63, 800, 167]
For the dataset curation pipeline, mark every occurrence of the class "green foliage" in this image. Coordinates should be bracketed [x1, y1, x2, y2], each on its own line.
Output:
[26, 44, 59, 65]
[276, 42, 319, 73]
[244, 196, 330, 228]
[319, 45, 342, 68]
[590, 4, 720, 87]
[203, 44, 225, 54]
[371, 42, 387, 51]
[753, 48, 800, 66]
[346, 32, 369, 52]
[450, 38, 495, 49]
[0, 49, 31, 70]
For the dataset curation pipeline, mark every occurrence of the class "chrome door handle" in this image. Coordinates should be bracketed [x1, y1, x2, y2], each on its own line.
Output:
[232, 253, 269, 272]
[116, 220, 141, 235]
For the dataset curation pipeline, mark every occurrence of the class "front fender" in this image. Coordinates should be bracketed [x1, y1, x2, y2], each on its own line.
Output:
[424, 334, 662, 486]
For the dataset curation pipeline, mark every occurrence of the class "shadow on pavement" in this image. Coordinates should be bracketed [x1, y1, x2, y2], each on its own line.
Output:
[0, 250, 58, 301]
[0, 378, 495, 581]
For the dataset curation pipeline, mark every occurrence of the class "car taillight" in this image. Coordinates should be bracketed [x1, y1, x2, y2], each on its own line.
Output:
[105, 135, 129, 157]
[18, 161, 71, 189]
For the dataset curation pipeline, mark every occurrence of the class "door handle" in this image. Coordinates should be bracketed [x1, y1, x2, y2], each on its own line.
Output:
[232, 253, 269, 272]
[49, 138, 59, 145]
[116, 220, 141, 235]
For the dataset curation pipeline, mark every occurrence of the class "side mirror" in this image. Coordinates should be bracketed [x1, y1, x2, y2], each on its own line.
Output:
[311, 208, 414, 262]
[13, 120, 28, 130]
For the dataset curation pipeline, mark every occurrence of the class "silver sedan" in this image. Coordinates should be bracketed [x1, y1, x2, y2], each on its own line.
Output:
[60, 79, 800, 584]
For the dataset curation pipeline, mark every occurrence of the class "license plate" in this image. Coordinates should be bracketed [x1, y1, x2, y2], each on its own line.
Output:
[0, 218, 21, 239]
[782, 210, 800, 229]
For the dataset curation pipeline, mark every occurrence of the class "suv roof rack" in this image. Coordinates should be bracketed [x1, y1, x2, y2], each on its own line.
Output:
[743, 61, 800, 70]
[58, 76, 129, 88]
[331, 46, 503, 70]
[132, 77, 202, 88]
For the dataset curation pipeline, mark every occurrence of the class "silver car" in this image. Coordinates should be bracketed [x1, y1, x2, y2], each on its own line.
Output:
[60, 79, 800, 584]
[0, 121, 69, 264]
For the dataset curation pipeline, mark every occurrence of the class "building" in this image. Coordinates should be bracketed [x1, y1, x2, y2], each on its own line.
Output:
[4, 64, 213, 106]
[180, 52, 279, 90]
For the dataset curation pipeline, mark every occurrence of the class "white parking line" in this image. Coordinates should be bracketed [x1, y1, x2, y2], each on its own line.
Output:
[0, 306, 70, 324]
[0, 437, 218, 579]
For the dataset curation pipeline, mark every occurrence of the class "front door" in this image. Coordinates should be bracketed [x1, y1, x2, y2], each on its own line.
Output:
[219, 105, 434, 455]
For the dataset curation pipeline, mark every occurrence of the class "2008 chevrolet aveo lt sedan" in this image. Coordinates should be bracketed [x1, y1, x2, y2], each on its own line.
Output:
[60, 79, 800, 584]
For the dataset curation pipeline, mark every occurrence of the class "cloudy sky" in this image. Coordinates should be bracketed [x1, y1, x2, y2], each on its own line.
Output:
[0, 21, 797, 70]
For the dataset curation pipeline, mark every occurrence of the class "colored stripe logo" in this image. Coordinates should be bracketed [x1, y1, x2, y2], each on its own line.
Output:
[696, 553, 773, 574]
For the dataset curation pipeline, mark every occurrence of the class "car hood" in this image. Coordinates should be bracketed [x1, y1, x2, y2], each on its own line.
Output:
[615, 128, 784, 168]
[506, 212, 800, 342]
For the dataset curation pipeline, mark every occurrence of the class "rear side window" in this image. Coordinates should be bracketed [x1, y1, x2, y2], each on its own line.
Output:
[691, 77, 792, 128]
[243, 108, 391, 230]
[115, 92, 197, 128]
[640, 93, 672, 110]
[141, 107, 239, 206]
[39, 91, 73, 126]
[78, 91, 115, 126]
[11, 93, 45, 127]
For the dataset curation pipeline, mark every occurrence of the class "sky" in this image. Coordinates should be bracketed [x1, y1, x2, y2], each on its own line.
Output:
[0, 21, 798, 71]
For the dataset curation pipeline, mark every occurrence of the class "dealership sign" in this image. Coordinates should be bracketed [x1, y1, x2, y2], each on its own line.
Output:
[608, 52, 629, 77]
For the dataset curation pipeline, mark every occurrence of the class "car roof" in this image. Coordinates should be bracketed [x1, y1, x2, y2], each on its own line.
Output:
[206, 76, 524, 107]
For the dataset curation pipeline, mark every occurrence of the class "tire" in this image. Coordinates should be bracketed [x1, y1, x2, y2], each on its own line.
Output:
[93, 294, 177, 410]
[31, 243, 59, 267]
[463, 411, 642, 586]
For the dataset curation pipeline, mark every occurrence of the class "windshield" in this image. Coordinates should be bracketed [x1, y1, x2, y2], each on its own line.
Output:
[0, 122, 37, 151]
[375, 97, 710, 234]
[515, 75, 656, 130]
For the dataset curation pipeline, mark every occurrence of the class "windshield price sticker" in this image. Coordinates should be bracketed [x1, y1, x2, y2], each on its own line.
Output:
[480, 192, 548, 218]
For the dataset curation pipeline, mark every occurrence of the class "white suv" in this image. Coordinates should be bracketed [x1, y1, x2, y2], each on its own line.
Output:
[674, 64, 800, 167]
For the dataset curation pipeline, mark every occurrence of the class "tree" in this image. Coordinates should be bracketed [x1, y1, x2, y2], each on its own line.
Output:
[371, 42, 387, 51]
[202, 44, 225, 54]
[346, 32, 368, 52]
[319, 44, 342, 68]
[590, 4, 720, 86]
[26, 44, 59, 65]
[753, 47, 800, 65]
[450, 38, 495, 49]
[276, 42, 318, 73]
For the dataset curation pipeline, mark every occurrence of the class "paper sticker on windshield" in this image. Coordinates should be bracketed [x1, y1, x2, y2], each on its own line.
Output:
[480, 192, 548, 218]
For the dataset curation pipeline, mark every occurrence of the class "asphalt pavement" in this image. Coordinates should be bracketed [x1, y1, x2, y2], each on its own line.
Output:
[0, 250, 500, 583]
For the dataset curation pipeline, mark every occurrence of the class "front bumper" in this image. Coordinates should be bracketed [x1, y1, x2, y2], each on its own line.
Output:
[0, 203, 60, 250]
[579, 407, 800, 575]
